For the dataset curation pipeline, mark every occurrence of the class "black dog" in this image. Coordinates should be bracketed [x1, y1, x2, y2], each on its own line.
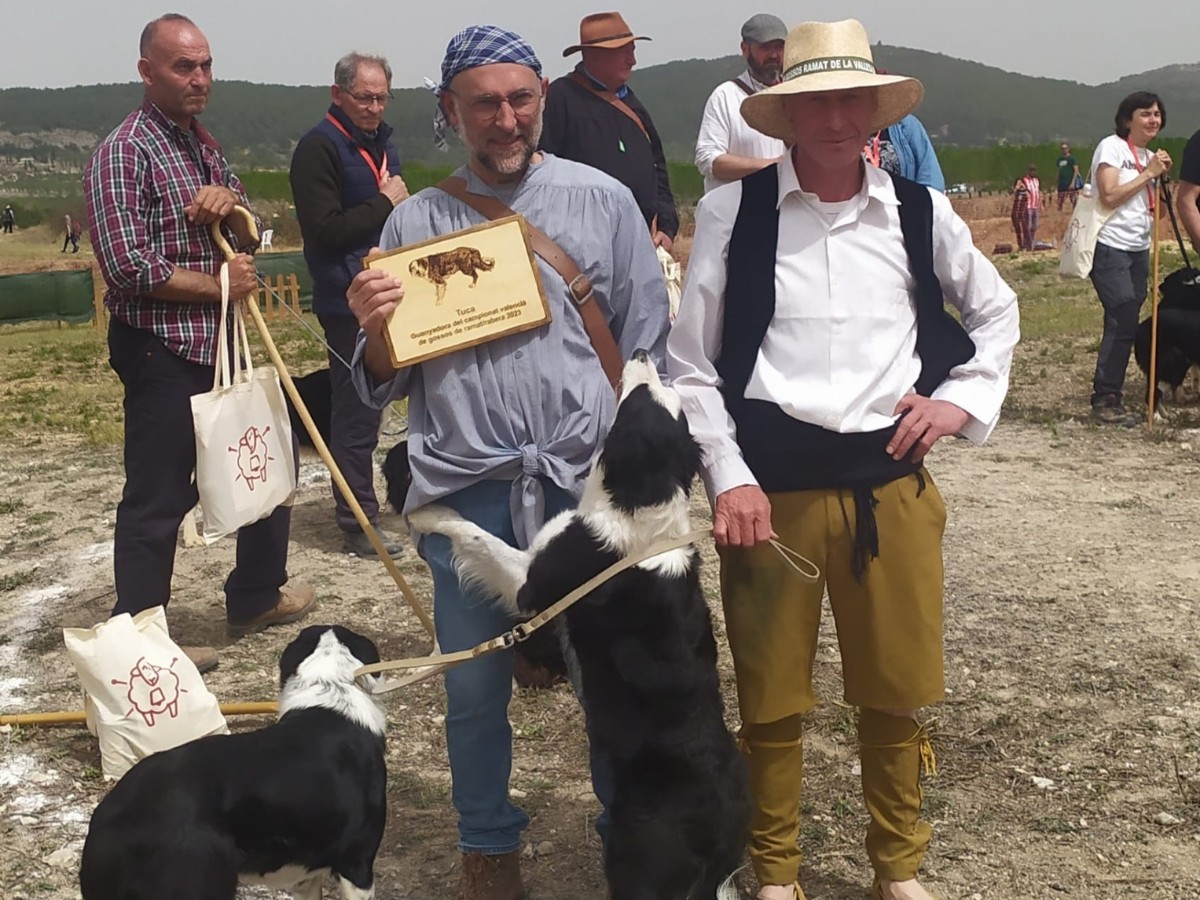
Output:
[286, 367, 333, 449]
[80, 625, 386, 900]
[1134, 267, 1200, 403]
[409, 352, 750, 899]
[382, 439, 412, 517]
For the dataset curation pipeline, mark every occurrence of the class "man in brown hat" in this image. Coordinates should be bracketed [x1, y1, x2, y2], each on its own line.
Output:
[668, 18, 1019, 900]
[541, 11, 678, 251]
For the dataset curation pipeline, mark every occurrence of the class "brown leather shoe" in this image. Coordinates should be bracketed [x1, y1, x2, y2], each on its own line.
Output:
[459, 850, 525, 900]
[181, 645, 218, 674]
[227, 583, 317, 638]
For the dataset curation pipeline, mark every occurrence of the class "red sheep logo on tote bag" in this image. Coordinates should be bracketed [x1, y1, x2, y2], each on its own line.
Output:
[111, 656, 187, 727]
[229, 424, 275, 490]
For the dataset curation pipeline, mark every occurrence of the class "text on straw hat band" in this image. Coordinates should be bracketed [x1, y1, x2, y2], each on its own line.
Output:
[783, 56, 877, 81]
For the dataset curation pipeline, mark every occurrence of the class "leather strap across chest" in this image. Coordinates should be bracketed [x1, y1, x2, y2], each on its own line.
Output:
[567, 70, 650, 141]
[436, 175, 624, 390]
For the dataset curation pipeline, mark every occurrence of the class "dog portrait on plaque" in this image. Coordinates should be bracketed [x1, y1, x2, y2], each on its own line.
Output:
[365, 215, 551, 368]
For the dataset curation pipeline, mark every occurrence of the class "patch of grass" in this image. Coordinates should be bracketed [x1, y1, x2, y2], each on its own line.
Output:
[1031, 815, 1077, 834]
[0, 568, 38, 592]
[386, 769, 449, 809]
[0, 497, 25, 514]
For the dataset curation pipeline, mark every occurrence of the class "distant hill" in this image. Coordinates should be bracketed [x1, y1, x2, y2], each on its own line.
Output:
[1, 46, 1197, 169]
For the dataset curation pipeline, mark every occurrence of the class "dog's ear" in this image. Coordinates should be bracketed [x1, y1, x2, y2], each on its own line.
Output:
[601, 386, 703, 508]
[331, 625, 381, 668]
[278, 625, 325, 688]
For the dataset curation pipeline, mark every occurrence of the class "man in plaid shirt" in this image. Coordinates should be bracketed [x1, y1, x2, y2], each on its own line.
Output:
[86, 14, 314, 671]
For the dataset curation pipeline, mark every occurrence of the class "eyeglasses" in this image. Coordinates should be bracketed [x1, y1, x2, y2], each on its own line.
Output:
[346, 90, 392, 107]
[447, 88, 541, 120]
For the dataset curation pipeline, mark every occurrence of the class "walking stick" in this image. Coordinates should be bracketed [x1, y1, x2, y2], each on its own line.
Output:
[1148, 187, 1162, 427]
[0, 703, 278, 729]
[210, 209, 445, 682]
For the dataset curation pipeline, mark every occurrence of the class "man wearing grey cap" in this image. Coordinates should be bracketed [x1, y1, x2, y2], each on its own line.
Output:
[694, 13, 788, 194]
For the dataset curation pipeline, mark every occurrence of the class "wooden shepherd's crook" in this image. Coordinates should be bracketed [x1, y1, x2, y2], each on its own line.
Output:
[1147, 183, 1163, 428]
[210, 208, 446, 688]
[0, 703, 278, 729]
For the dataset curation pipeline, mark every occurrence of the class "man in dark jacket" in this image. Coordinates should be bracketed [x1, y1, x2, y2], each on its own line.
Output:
[290, 51, 408, 557]
[540, 11, 678, 251]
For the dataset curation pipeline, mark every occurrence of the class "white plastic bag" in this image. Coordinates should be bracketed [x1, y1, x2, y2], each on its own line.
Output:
[1059, 188, 1114, 279]
[63, 607, 228, 781]
[190, 265, 296, 543]
[657, 244, 683, 322]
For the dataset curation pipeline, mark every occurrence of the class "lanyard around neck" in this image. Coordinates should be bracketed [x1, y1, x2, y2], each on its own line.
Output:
[1125, 136, 1155, 212]
[326, 113, 387, 186]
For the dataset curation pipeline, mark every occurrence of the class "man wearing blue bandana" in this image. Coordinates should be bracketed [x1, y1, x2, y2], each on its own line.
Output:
[541, 11, 678, 253]
[346, 24, 668, 900]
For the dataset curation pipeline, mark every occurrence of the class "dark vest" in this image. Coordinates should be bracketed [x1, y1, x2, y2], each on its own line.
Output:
[303, 108, 401, 315]
[715, 166, 975, 493]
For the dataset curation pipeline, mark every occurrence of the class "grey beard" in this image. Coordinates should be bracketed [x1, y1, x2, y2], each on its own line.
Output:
[748, 61, 782, 86]
[455, 117, 543, 181]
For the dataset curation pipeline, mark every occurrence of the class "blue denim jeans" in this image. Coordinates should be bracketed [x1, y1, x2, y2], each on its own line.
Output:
[1089, 241, 1149, 405]
[418, 478, 612, 854]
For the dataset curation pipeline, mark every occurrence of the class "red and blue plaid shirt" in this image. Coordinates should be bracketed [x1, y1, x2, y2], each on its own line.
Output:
[85, 100, 250, 366]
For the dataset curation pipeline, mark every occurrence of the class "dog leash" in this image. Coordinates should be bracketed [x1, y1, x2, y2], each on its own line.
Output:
[211, 209, 440, 650]
[356, 530, 820, 695]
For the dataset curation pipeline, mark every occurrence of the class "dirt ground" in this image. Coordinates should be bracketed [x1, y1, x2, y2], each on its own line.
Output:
[3, 208, 1200, 900]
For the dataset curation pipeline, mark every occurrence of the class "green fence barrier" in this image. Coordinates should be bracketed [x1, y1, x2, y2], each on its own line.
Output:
[0, 268, 95, 326]
[255, 251, 313, 310]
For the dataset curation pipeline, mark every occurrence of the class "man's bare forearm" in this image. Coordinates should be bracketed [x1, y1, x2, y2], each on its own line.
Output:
[363, 332, 399, 385]
[145, 267, 221, 303]
[711, 154, 777, 183]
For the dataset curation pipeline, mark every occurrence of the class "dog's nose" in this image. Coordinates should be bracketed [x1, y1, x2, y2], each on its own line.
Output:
[631, 348, 650, 364]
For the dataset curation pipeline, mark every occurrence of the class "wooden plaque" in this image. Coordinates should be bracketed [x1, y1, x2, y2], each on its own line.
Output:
[365, 215, 551, 368]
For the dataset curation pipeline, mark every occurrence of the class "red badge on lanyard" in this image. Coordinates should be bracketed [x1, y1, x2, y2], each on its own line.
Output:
[1125, 137, 1155, 213]
[326, 114, 388, 186]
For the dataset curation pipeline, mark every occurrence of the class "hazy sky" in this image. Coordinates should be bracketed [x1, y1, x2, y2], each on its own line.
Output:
[6, 0, 1199, 90]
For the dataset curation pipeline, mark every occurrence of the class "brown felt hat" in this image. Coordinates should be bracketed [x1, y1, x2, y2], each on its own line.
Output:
[741, 19, 924, 140]
[563, 12, 651, 57]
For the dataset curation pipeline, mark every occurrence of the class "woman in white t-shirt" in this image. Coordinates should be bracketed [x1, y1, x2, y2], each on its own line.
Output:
[1087, 91, 1173, 424]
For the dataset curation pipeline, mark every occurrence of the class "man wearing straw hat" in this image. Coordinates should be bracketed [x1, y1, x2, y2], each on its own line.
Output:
[668, 19, 1019, 900]
[346, 23, 667, 900]
[541, 11, 678, 251]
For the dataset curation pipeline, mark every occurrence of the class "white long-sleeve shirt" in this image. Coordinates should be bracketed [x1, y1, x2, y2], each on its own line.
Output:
[693, 71, 787, 195]
[667, 160, 1020, 500]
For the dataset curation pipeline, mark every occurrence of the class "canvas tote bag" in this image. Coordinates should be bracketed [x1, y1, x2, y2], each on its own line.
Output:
[190, 264, 296, 543]
[657, 244, 683, 322]
[63, 607, 228, 780]
[1059, 188, 1115, 279]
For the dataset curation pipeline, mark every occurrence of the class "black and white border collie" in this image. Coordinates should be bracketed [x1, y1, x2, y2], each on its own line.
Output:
[408, 351, 750, 900]
[79, 625, 387, 900]
[1135, 267, 1200, 406]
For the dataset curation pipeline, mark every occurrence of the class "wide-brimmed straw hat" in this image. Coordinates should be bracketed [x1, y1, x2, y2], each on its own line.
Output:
[563, 12, 650, 57]
[741, 19, 924, 140]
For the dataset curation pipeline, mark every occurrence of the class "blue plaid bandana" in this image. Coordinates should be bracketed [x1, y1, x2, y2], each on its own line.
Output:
[426, 25, 543, 151]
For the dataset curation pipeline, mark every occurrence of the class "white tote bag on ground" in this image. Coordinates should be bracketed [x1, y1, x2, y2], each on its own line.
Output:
[63, 607, 228, 781]
[190, 265, 296, 543]
[1059, 188, 1114, 279]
